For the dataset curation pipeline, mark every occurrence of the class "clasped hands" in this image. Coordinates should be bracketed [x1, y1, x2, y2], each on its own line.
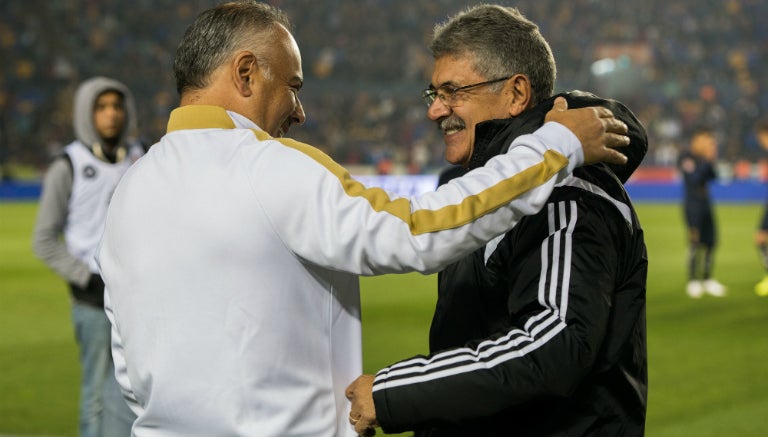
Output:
[345, 374, 378, 437]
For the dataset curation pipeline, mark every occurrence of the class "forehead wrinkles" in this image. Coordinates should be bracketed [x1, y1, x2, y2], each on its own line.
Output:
[432, 54, 482, 88]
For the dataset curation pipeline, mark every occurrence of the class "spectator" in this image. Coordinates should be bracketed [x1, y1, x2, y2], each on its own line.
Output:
[1, 1, 767, 173]
[31, 76, 142, 437]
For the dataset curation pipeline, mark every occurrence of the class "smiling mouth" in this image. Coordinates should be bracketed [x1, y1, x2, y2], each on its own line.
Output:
[440, 118, 465, 136]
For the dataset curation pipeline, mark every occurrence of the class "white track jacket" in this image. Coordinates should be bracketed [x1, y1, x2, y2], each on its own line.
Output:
[97, 105, 583, 436]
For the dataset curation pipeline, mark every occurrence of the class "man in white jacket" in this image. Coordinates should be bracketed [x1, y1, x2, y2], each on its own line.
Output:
[96, 2, 629, 436]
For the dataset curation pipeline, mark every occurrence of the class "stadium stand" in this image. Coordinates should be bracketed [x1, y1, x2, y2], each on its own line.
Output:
[1, 0, 766, 180]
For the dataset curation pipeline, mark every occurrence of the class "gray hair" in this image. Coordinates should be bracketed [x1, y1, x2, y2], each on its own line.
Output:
[430, 4, 556, 105]
[173, 1, 293, 95]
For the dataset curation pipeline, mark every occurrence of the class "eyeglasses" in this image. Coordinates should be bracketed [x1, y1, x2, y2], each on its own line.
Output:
[422, 76, 511, 107]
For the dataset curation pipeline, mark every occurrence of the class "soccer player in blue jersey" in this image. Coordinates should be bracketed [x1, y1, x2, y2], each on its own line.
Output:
[678, 126, 726, 297]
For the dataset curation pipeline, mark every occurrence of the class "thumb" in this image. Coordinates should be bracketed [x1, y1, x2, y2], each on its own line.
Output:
[552, 96, 568, 112]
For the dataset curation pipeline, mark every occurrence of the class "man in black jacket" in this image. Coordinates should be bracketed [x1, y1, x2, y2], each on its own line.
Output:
[346, 5, 648, 436]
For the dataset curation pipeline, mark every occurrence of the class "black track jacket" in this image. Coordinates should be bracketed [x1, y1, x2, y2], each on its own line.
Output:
[372, 91, 649, 436]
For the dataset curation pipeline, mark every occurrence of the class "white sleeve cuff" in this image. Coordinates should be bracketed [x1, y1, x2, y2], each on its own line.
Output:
[526, 121, 583, 172]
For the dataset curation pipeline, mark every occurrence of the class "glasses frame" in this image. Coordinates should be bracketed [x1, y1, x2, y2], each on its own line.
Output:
[422, 76, 512, 107]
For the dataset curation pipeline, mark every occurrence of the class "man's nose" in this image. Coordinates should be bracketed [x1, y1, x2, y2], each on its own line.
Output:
[427, 98, 450, 121]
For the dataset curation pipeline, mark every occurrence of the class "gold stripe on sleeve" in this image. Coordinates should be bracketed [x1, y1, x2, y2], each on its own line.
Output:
[252, 130, 568, 235]
[163, 105, 568, 234]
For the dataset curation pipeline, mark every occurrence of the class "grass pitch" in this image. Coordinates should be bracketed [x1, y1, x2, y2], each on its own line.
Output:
[1, 201, 767, 436]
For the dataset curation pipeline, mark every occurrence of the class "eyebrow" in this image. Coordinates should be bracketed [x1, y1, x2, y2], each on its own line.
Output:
[435, 80, 460, 90]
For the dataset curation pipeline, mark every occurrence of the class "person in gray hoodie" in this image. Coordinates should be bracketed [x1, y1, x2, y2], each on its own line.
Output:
[32, 76, 143, 436]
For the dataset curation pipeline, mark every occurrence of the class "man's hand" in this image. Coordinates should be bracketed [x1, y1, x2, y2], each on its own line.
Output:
[545, 96, 630, 166]
[756, 230, 768, 246]
[345, 375, 378, 437]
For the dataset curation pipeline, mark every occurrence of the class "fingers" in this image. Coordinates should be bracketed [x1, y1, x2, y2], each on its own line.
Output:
[349, 413, 377, 436]
[544, 97, 567, 124]
[602, 115, 628, 135]
[605, 131, 630, 147]
[592, 129, 630, 165]
[347, 375, 379, 436]
[359, 426, 377, 437]
[601, 147, 629, 165]
[601, 113, 630, 165]
[593, 105, 615, 120]
[357, 422, 377, 436]
[598, 113, 630, 165]
[544, 103, 631, 166]
[551, 96, 568, 112]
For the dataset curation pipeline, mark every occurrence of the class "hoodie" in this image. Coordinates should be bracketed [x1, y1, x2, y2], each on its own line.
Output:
[32, 77, 143, 301]
[73, 76, 138, 151]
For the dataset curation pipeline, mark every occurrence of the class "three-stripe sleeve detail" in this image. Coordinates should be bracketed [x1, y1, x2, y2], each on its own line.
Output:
[373, 200, 578, 391]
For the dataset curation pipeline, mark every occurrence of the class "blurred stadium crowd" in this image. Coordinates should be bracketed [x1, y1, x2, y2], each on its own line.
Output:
[1, 0, 766, 178]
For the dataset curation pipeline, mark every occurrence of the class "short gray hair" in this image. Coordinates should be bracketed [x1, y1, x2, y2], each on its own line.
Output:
[430, 4, 556, 105]
[173, 1, 292, 95]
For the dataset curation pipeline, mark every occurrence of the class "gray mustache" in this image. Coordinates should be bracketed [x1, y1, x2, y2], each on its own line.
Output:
[440, 117, 465, 132]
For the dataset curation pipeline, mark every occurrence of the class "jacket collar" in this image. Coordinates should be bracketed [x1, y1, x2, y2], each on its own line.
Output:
[166, 105, 262, 133]
[465, 90, 648, 185]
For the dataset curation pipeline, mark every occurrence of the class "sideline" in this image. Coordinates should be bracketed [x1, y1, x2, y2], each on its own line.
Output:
[0, 435, 67, 437]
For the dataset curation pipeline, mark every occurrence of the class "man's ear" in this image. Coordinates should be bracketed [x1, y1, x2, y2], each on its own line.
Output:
[233, 51, 258, 97]
[507, 74, 531, 117]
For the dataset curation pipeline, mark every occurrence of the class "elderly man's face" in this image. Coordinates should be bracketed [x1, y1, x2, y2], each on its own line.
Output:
[426, 55, 514, 166]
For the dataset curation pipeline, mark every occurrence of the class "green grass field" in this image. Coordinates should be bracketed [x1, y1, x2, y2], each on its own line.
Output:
[2, 201, 767, 436]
